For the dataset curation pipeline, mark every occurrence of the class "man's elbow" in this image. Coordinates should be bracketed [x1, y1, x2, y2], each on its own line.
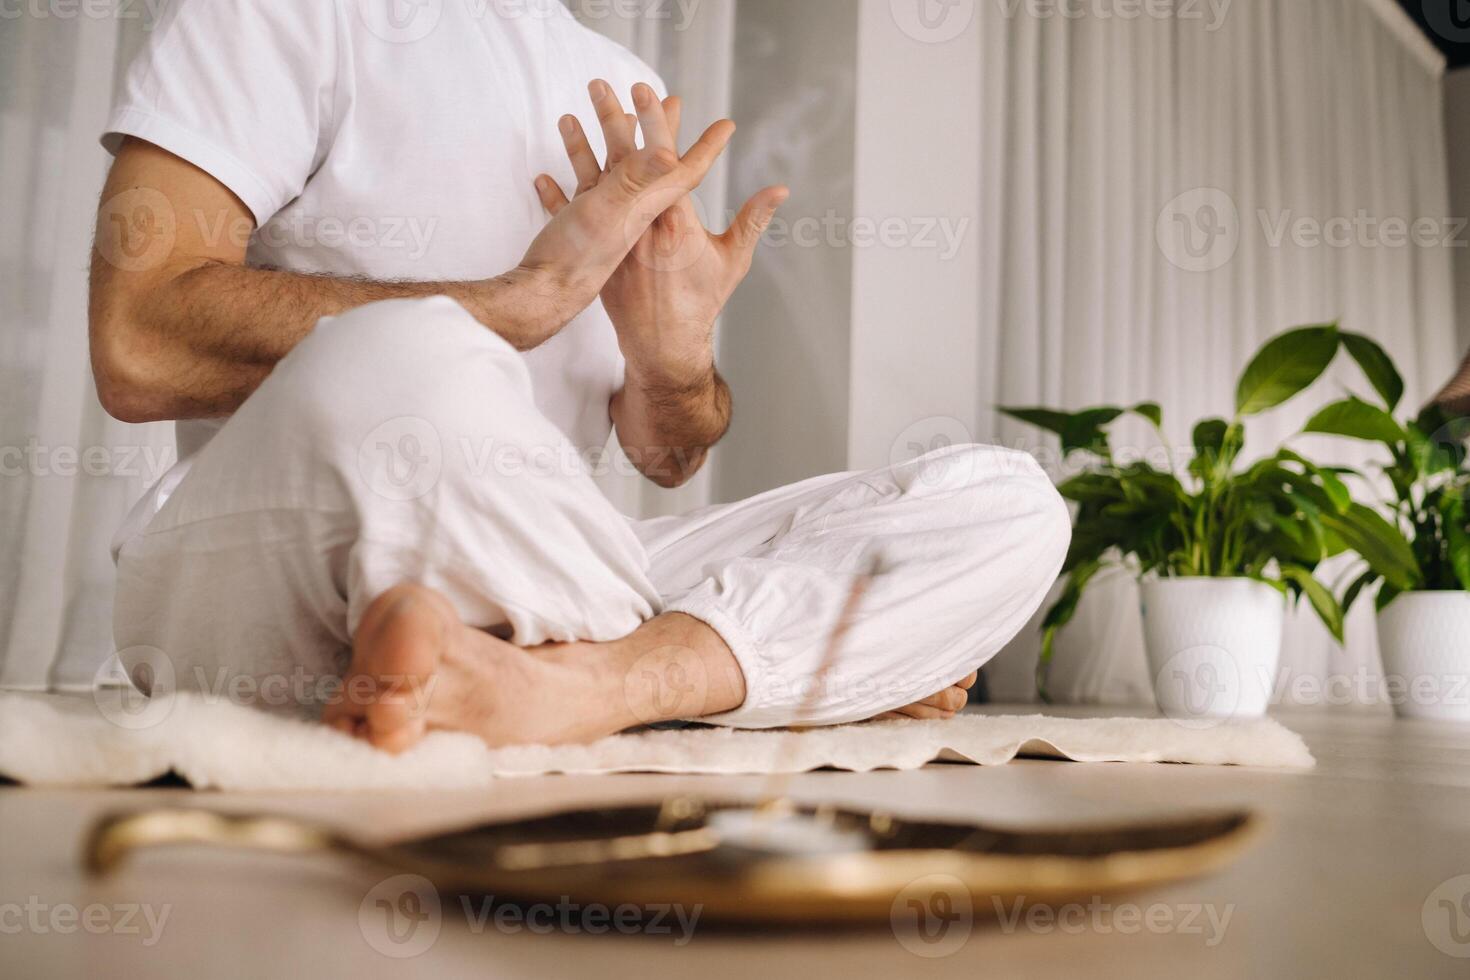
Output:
[90, 315, 177, 424]
[642, 447, 710, 490]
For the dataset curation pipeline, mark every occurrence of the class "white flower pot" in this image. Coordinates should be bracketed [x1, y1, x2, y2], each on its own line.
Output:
[1140, 578, 1285, 721]
[1377, 592, 1470, 722]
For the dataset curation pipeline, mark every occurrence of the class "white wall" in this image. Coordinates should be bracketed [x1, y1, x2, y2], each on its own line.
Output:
[713, 0, 859, 502]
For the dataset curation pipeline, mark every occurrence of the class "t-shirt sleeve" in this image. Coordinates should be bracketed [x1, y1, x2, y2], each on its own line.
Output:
[101, 0, 342, 226]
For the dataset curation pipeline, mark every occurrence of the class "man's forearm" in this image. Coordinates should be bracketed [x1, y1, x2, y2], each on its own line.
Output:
[90, 257, 567, 422]
[613, 360, 732, 489]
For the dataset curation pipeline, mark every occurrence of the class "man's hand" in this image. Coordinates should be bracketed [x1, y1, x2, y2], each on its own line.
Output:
[535, 81, 787, 487]
[539, 81, 788, 380]
[522, 103, 749, 348]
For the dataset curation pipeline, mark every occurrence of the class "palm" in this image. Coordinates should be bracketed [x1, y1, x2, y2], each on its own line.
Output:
[601, 196, 743, 364]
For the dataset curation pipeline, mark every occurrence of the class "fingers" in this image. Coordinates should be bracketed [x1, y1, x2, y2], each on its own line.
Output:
[632, 82, 676, 152]
[534, 174, 570, 216]
[663, 95, 683, 147]
[679, 119, 736, 187]
[590, 79, 636, 168]
[558, 115, 602, 195]
[722, 184, 788, 261]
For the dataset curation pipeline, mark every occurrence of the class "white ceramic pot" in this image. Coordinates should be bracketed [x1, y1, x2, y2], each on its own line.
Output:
[1140, 578, 1286, 722]
[1377, 592, 1470, 722]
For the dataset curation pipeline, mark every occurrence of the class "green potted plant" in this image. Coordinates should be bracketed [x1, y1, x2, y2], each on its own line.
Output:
[1302, 361, 1470, 721]
[1002, 324, 1419, 720]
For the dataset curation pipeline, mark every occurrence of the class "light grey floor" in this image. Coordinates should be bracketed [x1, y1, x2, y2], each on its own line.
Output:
[3, 706, 1469, 978]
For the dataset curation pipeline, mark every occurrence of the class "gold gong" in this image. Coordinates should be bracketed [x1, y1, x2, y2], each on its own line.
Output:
[85, 798, 1261, 924]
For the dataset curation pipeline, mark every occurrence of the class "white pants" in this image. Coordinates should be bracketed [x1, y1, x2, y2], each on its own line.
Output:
[113, 298, 1071, 728]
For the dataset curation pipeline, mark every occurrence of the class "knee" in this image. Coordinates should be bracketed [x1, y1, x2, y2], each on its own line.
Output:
[908, 444, 1072, 579]
[281, 297, 523, 402]
[258, 297, 534, 450]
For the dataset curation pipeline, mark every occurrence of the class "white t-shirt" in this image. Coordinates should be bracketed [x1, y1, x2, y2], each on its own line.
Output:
[103, 0, 664, 461]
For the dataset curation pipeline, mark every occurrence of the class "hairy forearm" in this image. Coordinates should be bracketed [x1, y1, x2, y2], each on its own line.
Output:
[90, 256, 565, 421]
[613, 360, 733, 489]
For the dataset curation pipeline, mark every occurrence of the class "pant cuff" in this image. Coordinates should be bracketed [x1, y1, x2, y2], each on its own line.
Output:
[659, 595, 778, 728]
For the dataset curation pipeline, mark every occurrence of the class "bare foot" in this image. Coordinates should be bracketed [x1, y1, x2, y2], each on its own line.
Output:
[873, 672, 978, 722]
[322, 582, 745, 754]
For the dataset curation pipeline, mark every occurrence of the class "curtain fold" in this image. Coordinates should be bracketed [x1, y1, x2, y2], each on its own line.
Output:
[0, 8, 175, 692]
[979, 0, 1458, 704]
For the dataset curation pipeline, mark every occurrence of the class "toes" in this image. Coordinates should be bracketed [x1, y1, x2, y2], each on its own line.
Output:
[957, 671, 979, 690]
[897, 703, 955, 721]
[339, 582, 455, 754]
[366, 705, 426, 755]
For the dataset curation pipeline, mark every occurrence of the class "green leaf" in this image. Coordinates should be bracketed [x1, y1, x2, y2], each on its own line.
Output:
[1057, 472, 1123, 505]
[1407, 416, 1469, 477]
[1190, 419, 1243, 480]
[1193, 418, 1228, 456]
[1133, 402, 1164, 428]
[1277, 449, 1352, 513]
[1441, 493, 1470, 591]
[1000, 406, 1129, 458]
[999, 407, 1073, 437]
[1319, 503, 1421, 592]
[1376, 583, 1403, 613]
[1341, 333, 1404, 411]
[1036, 561, 1102, 700]
[1279, 566, 1345, 643]
[1303, 397, 1407, 446]
[1060, 408, 1126, 456]
[1341, 569, 1379, 615]
[1236, 324, 1341, 417]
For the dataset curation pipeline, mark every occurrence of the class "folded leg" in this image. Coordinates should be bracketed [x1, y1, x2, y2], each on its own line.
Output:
[637, 445, 1071, 727]
[113, 297, 660, 710]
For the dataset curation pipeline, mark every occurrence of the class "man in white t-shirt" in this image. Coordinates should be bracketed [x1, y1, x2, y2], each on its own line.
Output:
[91, 0, 1069, 751]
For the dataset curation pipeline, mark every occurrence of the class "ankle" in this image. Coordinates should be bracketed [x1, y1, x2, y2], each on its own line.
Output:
[601, 613, 747, 726]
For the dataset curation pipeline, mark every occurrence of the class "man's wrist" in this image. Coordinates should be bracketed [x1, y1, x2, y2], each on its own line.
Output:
[623, 342, 717, 392]
[471, 264, 583, 351]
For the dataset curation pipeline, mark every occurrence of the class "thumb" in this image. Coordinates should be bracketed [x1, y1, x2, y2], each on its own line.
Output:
[724, 185, 789, 258]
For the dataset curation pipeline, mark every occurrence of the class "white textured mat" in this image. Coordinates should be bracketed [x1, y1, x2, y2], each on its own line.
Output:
[0, 692, 1314, 790]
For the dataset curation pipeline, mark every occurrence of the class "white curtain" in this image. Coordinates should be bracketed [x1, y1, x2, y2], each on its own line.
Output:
[960, 0, 1459, 704]
[0, 8, 174, 692]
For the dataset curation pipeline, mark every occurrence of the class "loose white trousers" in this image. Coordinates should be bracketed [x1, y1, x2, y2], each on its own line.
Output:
[113, 298, 1071, 728]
